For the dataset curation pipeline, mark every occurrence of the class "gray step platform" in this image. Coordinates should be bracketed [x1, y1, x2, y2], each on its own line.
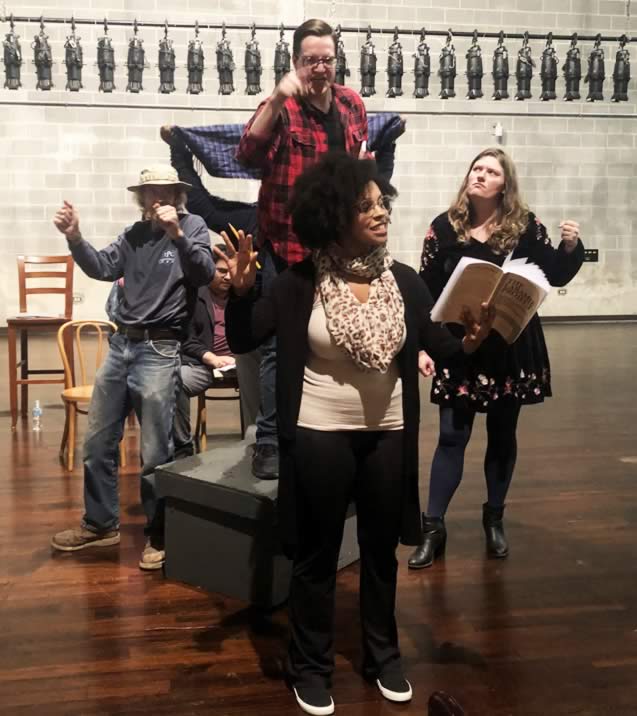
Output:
[155, 432, 359, 609]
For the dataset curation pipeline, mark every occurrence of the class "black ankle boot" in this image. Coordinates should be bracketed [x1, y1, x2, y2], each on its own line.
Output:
[407, 515, 446, 569]
[482, 502, 508, 558]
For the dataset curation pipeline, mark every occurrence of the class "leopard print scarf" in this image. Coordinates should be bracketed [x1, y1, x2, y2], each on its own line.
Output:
[313, 245, 406, 373]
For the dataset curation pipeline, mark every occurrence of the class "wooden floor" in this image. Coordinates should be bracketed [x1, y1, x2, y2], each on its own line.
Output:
[1, 324, 636, 716]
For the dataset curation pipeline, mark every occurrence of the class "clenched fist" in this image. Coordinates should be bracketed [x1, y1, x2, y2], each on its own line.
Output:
[152, 202, 183, 240]
[559, 219, 581, 253]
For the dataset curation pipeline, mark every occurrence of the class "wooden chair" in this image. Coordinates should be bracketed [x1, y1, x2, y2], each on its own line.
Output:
[195, 370, 245, 452]
[57, 320, 127, 472]
[7, 255, 74, 430]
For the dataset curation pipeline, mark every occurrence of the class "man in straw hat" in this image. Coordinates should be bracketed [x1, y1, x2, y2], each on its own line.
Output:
[51, 164, 214, 570]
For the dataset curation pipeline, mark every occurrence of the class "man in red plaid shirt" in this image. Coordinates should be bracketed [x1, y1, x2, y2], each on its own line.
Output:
[236, 18, 368, 480]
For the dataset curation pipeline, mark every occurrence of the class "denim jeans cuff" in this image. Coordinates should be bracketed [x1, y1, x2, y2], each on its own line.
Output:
[82, 518, 119, 534]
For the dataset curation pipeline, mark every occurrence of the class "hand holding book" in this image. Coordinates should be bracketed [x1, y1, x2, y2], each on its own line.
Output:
[431, 256, 550, 344]
[460, 302, 496, 354]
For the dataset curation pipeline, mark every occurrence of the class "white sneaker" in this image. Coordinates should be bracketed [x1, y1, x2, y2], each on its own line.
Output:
[139, 540, 165, 571]
[293, 685, 335, 715]
[376, 674, 413, 702]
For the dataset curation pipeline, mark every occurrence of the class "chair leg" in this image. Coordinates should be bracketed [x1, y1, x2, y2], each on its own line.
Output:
[20, 329, 28, 421]
[195, 395, 206, 453]
[59, 403, 70, 462]
[238, 390, 246, 440]
[67, 402, 77, 472]
[63, 330, 75, 385]
[8, 324, 18, 430]
[119, 438, 127, 468]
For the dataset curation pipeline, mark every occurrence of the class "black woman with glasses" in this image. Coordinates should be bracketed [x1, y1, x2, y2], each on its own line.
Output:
[222, 152, 495, 716]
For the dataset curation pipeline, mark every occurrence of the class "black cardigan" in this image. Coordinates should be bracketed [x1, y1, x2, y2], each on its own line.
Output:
[226, 258, 464, 558]
[181, 287, 232, 367]
[420, 212, 585, 409]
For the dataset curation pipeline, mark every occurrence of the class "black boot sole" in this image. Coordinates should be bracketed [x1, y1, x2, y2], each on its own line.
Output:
[487, 549, 509, 559]
[407, 559, 435, 570]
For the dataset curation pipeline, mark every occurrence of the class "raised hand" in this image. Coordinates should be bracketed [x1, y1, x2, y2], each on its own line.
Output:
[216, 228, 259, 296]
[559, 219, 581, 253]
[274, 69, 307, 101]
[152, 203, 183, 240]
[461, 302, 496, 354]
[53, 200, 81, 241]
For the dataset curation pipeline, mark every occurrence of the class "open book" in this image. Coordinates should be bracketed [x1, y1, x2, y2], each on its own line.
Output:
[430, 257, 551, 344]
[212, 362, 237, 379]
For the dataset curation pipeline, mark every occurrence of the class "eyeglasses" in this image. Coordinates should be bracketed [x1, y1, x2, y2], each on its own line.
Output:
[355, 195, 393, 215]
[300, 55, 337, 68]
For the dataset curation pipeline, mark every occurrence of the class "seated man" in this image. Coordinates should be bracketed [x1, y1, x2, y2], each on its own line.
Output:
[174, 244, 238, 458]
[51, 165, 214, 570]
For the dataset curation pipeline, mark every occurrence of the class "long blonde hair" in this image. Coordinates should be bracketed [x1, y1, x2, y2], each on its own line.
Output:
[448, 148, 529, 254]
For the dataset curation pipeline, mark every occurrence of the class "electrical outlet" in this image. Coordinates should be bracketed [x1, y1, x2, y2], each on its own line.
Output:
[583, 249, 599, 262]
[73, 292, 85, 304]
[558, 289, 567, 296]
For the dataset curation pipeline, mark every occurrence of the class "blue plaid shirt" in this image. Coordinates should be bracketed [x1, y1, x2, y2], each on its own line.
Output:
[174, 113, 404, 182]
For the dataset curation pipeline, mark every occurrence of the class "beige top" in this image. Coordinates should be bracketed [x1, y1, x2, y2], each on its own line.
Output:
[297, 297, 405, 431]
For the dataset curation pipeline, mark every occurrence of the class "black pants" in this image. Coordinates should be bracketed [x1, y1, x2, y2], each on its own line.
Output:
[287, 428, 404, 688]
[427, 401, 521, 518]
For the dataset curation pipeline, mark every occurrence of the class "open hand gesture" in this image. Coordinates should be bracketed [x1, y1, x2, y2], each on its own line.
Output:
[216, 228, 259, 295]
[461, 302, 496, 354]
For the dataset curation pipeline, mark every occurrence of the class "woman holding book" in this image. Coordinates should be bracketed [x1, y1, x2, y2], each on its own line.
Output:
[408, 147, 584, 569]
[222, 152, 494, 715]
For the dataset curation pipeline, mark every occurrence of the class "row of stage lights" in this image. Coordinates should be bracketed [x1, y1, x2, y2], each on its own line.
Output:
[2, 15, 632, 102]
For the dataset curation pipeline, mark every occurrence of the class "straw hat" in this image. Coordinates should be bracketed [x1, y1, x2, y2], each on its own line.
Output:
[127, 164, 192, 192]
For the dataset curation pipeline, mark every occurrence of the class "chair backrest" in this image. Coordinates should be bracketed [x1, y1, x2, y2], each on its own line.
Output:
[57, 320, 117, 390]
[17, 254, 74, 318]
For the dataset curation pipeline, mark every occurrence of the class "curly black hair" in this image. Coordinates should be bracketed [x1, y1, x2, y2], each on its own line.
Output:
[289, 151, 397, 251]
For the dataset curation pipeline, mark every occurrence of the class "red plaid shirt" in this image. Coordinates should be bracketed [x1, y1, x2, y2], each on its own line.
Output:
[237, 85, 368, 266]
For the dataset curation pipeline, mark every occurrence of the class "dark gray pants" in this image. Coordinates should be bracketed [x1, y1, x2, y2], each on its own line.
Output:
[174, 359, 260, 457]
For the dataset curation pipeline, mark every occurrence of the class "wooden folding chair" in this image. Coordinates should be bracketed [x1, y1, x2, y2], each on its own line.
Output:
[7, 255, 74, 430]
[57, 320, 128, 472]
[195, 371, 245, 452]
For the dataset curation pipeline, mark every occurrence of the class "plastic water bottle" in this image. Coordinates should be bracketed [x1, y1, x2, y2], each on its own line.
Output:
[32, 400, 42, 432]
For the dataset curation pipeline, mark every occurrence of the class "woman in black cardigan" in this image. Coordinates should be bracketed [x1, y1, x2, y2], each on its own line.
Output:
[408, 147, 584, 570]
[222, 152, 493, 716]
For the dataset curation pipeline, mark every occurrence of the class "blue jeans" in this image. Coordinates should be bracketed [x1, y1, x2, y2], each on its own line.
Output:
[255, 246, 280, 447]
[81, 332, 181, 539]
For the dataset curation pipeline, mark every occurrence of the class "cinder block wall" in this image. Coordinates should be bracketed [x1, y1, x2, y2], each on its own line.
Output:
[1, 0, 635, 321]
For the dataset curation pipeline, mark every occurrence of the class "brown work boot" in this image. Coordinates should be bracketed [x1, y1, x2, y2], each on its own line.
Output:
[51, 526, 120, 552]
[139, 539, 165, 571]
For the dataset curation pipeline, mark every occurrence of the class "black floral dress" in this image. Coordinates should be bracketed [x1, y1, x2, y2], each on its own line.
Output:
[420, 212, 585, 411]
